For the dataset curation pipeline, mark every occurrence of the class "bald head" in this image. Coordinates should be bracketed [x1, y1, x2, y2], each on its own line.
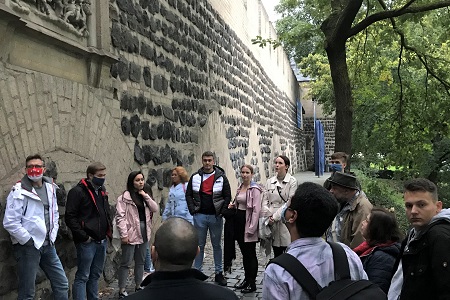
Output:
[153, 218, 198, 270]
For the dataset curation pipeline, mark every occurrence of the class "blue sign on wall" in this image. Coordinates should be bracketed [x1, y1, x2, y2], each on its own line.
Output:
[314, 120, 325, 177]
[296, 99, 302, 128]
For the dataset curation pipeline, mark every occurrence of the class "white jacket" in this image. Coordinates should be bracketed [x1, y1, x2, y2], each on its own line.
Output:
[3, 176, 59, 249]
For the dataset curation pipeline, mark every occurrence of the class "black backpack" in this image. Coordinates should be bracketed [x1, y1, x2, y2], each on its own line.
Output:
[268, 242, 387, 300]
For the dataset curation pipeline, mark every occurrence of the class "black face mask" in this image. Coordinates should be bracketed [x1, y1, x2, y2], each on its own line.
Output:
[92, 176, 105, 186]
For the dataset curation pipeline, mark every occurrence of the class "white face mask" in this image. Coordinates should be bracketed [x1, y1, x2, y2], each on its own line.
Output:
[28, 174, 43, 182]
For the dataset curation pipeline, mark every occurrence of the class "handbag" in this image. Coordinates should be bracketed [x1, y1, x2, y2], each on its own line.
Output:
[258, 216, 272, 240]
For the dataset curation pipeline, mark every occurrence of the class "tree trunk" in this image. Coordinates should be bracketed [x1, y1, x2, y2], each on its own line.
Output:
[325, 41, 353, 157]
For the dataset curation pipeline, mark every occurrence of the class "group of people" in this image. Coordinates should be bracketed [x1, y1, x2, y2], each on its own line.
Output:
[3, 151, 450, 300]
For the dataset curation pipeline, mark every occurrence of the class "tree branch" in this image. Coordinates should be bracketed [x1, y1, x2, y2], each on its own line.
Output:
[375, 0, 450, 94]
[321, 0, 363, 46]
[349, 1, 450, 38]
[396, 31, 450, 95]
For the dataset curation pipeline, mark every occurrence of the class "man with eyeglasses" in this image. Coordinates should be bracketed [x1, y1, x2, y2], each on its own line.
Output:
[3, 154, 69, 300]
[66, 162, 113, 300]
[262, 182, 367, 300]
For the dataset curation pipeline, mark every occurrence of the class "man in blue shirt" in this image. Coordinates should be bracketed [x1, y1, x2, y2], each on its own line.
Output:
[263, 182, 367, 300]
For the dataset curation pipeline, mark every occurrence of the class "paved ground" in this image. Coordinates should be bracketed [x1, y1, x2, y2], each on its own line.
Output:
[99, 171, 329, 299]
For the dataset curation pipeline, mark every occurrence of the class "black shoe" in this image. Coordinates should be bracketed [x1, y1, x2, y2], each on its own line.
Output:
[135, 286, 144, 292]
[234, 279, 249, 289]
[215, 272, 227, 286]
[241, 283, 256, 294]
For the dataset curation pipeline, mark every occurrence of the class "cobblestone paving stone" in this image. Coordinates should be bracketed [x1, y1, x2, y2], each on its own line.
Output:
[99, 172, 329, 299]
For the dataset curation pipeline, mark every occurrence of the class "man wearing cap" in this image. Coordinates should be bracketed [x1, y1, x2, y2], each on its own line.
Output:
[326, 172, 373, 248]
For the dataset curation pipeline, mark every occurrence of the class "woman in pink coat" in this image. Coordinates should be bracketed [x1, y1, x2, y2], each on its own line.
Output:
[228, 164, 262, 294]
[116, 171, 158, 298]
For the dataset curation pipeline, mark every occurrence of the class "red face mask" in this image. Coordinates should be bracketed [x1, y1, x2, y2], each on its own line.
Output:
[27, 167, 44, 182]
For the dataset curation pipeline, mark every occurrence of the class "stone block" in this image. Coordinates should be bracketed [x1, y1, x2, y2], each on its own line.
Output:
[141, 121, 150, 140]
[130, 114, 141, 138]
[134, 140, 145, 165]
[121, 117, 131, 136]
[136, 95, 146, 114]
[129, 62, 141, 83]
[143, 67, 152, 88]
[162, 106, 175, 122]
[149, 124, 158, 140]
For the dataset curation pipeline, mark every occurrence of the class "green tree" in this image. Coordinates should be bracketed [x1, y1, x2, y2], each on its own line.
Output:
[268, 0, 450, 156]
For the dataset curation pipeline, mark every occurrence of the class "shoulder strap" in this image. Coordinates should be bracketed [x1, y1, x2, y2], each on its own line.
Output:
[328, 242, 351, 280]
[276, 186, 287, 202]
[182, 183, 186, 193]
[269, 253, 321, 297]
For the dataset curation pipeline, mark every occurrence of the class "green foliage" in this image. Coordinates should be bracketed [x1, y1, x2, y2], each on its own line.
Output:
[274, 1, 450, 193]
[251, 36, 281, 49]
[353, 170, 410, 234]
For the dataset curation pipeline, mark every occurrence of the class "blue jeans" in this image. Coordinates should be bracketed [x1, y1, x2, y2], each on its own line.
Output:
[14, 243, 69, 300]
[72, 240, 107, 300]
[193, 213, 223, 273]
[144, 244, 155, 273]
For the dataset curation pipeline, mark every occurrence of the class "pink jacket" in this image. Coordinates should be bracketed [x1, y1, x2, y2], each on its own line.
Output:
[115, 191, 159, 245]
[236, 182, 263, 243]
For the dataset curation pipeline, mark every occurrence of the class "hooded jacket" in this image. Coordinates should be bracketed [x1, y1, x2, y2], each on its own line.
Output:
[3, 175, 59, 249]
[115, 191, 159, 244]
[355, 241, 400, 293]
[395, 208, 450, 300]
[236, 182, 263, 243]
[185, 165, 231, 216]
[65, 178, 113, 243]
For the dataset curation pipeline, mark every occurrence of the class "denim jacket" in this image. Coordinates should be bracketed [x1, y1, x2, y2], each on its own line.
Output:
[162, 183, 193, 224]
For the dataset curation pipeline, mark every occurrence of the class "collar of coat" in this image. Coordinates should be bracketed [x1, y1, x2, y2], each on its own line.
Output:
[269, 173, 293, 184]
[140, 268, 208, 286]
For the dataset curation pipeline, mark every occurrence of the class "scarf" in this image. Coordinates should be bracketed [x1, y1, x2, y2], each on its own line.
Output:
[353, 240, 396, 257]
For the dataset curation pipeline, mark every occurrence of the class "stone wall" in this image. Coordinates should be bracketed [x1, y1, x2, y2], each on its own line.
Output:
[0, 0, 305, 298]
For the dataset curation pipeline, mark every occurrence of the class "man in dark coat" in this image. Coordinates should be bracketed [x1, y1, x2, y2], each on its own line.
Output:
[126, 217, 239, 300]
[65, 162, 112, 300]
[185, 151, 232, 286]
[388, 178, 450, 300]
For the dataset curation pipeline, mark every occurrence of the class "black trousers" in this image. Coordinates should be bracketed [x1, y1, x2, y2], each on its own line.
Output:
[235, 209, 258, 283]
[223, 214, 236, 270]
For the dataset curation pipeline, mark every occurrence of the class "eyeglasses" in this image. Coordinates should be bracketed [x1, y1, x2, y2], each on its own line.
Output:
[26, 165, 44, 169]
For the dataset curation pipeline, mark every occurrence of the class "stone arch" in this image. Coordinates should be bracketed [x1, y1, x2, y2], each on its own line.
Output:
[0, 66, 132, 298]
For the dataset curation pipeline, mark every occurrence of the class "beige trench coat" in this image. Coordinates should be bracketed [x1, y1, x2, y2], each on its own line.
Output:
[262, 173, 298, 247]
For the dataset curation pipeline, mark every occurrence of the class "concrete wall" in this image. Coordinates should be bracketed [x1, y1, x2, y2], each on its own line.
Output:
[0, 0, 305, 298]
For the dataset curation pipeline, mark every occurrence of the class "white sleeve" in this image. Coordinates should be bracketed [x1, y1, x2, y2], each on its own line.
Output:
[3, 188, 31, 245]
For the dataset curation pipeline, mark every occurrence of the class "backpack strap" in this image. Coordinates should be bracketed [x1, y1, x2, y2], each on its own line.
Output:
[328, 242, 351, 280]
[268, 253, 321, 297]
